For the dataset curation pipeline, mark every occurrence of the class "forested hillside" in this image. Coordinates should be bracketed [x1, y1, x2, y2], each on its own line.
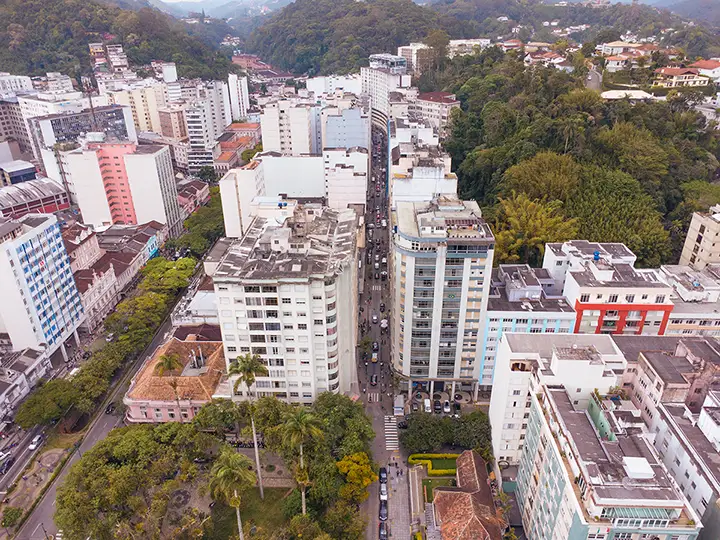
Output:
[244, 0, 471, 75]
[435, 48, 720, 266]
[0, 0, 235, 80]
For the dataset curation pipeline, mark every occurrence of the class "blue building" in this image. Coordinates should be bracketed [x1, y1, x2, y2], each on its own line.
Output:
[0, 159, 36, 185]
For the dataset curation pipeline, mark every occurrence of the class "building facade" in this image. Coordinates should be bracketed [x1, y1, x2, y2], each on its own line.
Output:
[680, 205, 720, 270]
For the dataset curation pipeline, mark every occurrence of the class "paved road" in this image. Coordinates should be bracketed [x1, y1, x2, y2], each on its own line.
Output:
[16, 315, 176, 540]
[360, 128, 412, 540]
[585, 68, 602, 91]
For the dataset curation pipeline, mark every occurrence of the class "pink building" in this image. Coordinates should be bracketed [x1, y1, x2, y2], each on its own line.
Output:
[124, 327, 225, 423]
[177, 179, 211, 218]
[62, 222, 103, 273]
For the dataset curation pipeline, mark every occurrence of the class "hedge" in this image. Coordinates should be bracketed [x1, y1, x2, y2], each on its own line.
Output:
[408, 453, 460, 476]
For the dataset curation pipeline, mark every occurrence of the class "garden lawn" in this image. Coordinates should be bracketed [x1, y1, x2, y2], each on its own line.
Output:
[206, 487, 290, 538]
[430, 458, 458, 470]
[422, 478, 456, 502]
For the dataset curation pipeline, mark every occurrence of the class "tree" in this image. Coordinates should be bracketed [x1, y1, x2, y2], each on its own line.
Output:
[336, 452, 377, 504]
[139, 257, 195, 294]
[321, 501, 366, 540]
[424, 29, 450, 71]
[453, 411, 492, 453]
[502, 152, 581, 202]
[399, 413, 452, 454]
[196, 166, 218, 183]
[15, 378, 79, 428]
[494, 192, 579, 266]
[208, 448, 257, 540]
[193, 398, 245, 437]
[241, 143, 263, 163]
[311, 393, 374, 458]
[282, 408, 324, 515]
[154, 353, 183, 377]
[228, 353, 269, 499]
[2, 507, 22, 529]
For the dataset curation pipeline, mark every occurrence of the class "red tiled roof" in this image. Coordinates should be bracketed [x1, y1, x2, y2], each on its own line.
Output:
[418, 92, 459, 104]
[690, 60, 720, 70]
[228, 122, 260, 130]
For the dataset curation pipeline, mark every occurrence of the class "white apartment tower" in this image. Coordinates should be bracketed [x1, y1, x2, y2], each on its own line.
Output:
[105, 80, 168, 134]
[0, 214, 85, 358]
[227, 73, 250, 121]
[323, 147, 368, 211]
[680, 204, 720, 270]
[361, 54, 411, 130]
[212, 203, 359, 404]
[0, 73, 33, 95]
[391, 196, 494, 397]
[260, 99, 319, 155]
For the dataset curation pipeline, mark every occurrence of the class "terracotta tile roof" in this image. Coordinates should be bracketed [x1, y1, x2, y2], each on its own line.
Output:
[228, 122, 260, 130]
[691, 60, 720, 70]
[433, 450, 505, 540]
[127, 337, 225, 403]
[217, 151, 237, 163]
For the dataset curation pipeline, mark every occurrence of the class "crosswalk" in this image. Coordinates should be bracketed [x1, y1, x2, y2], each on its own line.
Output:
[384, 415, 399, 450]
[371, 285, 382, 291]
[367, 392, 381, 403]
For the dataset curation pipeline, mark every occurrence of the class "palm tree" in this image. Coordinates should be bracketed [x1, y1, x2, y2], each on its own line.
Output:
[168, 377, 184, 423]
[281, 408, 324, 515]
[154, 353, 183, 376]
[208, 449, 256, 540]
[228, 353, 269, 499]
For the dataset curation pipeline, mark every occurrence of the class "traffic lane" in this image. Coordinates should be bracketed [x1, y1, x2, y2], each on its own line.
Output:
[0, 427, 43, 493]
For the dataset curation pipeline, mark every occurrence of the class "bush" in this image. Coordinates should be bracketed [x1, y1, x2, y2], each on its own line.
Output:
[2, 507, 22, 528]
[408, 453, 460, 476]
[408, 453, 461, 461]
[428, 468, 457, 477]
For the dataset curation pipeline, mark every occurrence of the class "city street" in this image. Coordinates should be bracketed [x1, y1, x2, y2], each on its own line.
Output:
[360, 128, 412, 540]
[15, 315, 176, 540]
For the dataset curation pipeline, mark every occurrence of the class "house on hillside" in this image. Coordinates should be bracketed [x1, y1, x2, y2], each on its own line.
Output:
[654, 67, 710, 88]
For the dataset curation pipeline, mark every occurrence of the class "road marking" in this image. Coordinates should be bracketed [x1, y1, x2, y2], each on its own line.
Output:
[367, 392, 380, 403]
[384, 415, 399, 450]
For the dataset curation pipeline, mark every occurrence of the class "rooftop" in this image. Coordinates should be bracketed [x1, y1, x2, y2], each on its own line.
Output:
[547, 240, 635, 260]
[126, 336, 225, 403]
[0, 160, 35, 174]
[570, 262, 668, 289]
[0, 177, 66, 210]
[395, 196, 493, 243]
[213, 205, 358, 282]
[97, 221, 164, 254]
[417, 92, 459, 104]
[690, 60, 720, 70]
[488, 265, 574, 313]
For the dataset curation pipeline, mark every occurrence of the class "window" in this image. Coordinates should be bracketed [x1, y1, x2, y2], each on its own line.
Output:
[512, 390, 521, 395]
[580, 294, 590, 303]
[608, 294, 618, 303]
[656, 295, 666, 303]
[282, 298, 292, 304]
[298, 323, 308, 330]
[625, 294, 635, 303]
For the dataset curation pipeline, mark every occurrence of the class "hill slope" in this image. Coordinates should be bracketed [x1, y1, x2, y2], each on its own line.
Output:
[0, 0, 235, 80]
[245, 0, 469, 75]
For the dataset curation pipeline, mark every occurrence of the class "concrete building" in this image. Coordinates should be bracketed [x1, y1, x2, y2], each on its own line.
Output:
[306, 74, 362, 96]
[260, 99, 319, 155]
[361, 54, 411, 130]
[0, 177, 69, 218]
[65, 140, 183, 236]
[0, 97, 32, 154]
[73, 263, 119, 333]
[0, 73, 33, 95]
[659, 264, 720, 337]
[447, 39, 492, 58]
[0, 348, 53, 428]
[157, 103, 188, 140]
[480, 265, 576, 389]
[543, 241, 674, 335]
[391, 196, 494, 396]
[654, 68, 709, 88]
[137, 131, 189, 172]
[689, 60, 720, 82]
[415, 92, 460, 132]
[489, 333, 625, 465]
[654, 391, 720, 539]
[390, 144, 457, 206]
[45, 72, 74, 93]
[324, 147, 368, 211]
[186, 98, 222, 171]
[227, 73, 250, 121]
[61, 223, 103, 273]
[680, 205, 720, 270]
[322, 107, 370, 150]
[124, 327, 225, 423]
[212, 203, 359, 403]
[105, 80, 168, 134]
[0, 214, 84, 358]
[514, 382, 702, 540]
[397, 43, 431, 73]
[0, 160, 36, 185]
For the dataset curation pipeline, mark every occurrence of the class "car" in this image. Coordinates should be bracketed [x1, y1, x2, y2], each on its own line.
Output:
[105, 402, 116, 414]
[379, 521, 388, 540]
[105, 333, 115, 342]
[397, 421, 408, 429]
[379, 482, 388, 501]
[28, 435, 43, 451]
[379, 303, 385, 312]
[374, 262, 380, 270]
[381, 257, 387, 265]
[375, 272, 380, 280]
[424, 398, 432, 413]
[381, 219, 387, 228]
[372, 352, 378, 363]
[372, 314, 379, 324]
[412, 401, 419, 412]
[370, 374, 378, 386]
[433, 400, 442, 413]
[381, 271, 388, 281]
[375, 238, 381, 245]
[443, 400, 451, 414]
[379, 467, 388, 483]
[0, 456, 15, 475]
[367, 222, 375, 229]
[375, 253, 380, 261]
[372, 341, 379, 351]
[379, 500, 388, 521]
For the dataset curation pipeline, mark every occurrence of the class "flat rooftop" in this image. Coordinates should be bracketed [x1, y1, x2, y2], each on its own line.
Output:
[395, 196, 493, 243]
[571, 262, 667, 289]
[547, 240, 635, 260]
[504, 333, 620, 358]
[549, 388, 682, 502]
[641, 352, 693, 385]
[214, 205, 357, 281]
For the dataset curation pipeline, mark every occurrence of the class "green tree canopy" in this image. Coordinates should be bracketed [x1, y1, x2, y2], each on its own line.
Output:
[503, 151, 581, 202]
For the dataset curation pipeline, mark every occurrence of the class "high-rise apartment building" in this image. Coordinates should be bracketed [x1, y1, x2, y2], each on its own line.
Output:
[105, 80, 168, 134]
[658, 264, 720, 336]
[65, 140, 183, 235]
[158, 103, 188, 139]
[0, 214, 84, 358]
[680, 204, 720, 270]
[397, 43, 431, 73]
[45, 72, 74, 93]
[323, 147, 369, 211]
[0, 97, 32, 154]
[186, 99, 219, 171]
[322, 107, 370, 150]
[543, 241, 674, 335]
[0, 73, 33, 95]
[212, 202, 359, 404]
[389, 144, 457, 206]
[391, 196, 494, 396]
[227, 73, 250, 121]
[361, 54, 411, 130]
[260, 99, 319, 155]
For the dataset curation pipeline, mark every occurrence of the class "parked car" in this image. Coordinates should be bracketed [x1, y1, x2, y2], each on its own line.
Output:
[379, 500, 388, 521]
[397, 421, 408, 429]
[379, 482, 388, 501]
[372, 314, 379, 324]
[433, 400, 442, 413]
[379, 467, 388, 483]
[370, 374, 378, 386]
[372, 341, 379, 352]
[0, 457, 15, 475]
[375, 253, 380, 261]
[374, 272, 380, 280]
[379, 303, 386, 312]
[379, 521, 388, 540]
[412, 401, 419, 412]
[28, 435, 43, 451]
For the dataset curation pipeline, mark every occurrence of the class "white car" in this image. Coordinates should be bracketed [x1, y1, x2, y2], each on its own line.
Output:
[379, 482, 388, 501]
[28, 435, 42, 451]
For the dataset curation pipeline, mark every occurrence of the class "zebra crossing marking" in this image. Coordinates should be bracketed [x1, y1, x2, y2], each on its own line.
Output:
[384, 415, 399, 450]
